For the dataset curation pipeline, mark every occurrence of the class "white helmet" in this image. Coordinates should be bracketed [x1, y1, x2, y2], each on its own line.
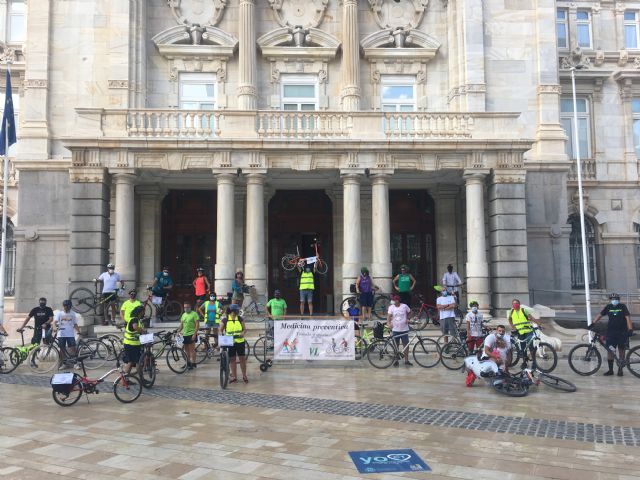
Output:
[107, 263, 115, 269]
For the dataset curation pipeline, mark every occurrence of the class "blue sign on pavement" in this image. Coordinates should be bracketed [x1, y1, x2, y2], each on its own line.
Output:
[348, 449, 431, 474]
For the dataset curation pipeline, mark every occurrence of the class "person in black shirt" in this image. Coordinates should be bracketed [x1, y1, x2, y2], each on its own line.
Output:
[17, 297, 54, 345]
[592, 292, 634, 376]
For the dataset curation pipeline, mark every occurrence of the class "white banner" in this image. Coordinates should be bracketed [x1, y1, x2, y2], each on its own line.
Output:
[274, 319, 355, 360]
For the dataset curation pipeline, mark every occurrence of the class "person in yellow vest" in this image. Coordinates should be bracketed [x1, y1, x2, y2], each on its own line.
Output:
[120, 289, 143, 326]
[198, 292, 222, 345]
[220, 304, 248, 383]
[123, 305, 144, 375]
[298, 264, 315, 316]
[507, 298, 536, 368]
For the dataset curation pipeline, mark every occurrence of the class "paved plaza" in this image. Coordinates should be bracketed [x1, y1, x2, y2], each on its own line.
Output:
[0, 353, 639, 480]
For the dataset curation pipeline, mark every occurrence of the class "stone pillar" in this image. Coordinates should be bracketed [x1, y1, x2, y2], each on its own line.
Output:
[464, 171, 490, 312]
[244, 173, 267, 296]
[214, 174, 236, 295]
[461, 0, 486, 110]
[371, 174, 392, 293]
[137, 185, 162, 287]
[237, 0, 257, 110]
[340, 0, 360, 110]
[489, 171, 530, 316]
[69, 168, 110, 324]
[342, 174, 362, 297]
[112, 172, 136, 283]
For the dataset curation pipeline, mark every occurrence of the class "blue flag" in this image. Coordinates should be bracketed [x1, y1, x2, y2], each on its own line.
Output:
[0, 70, 17, 156]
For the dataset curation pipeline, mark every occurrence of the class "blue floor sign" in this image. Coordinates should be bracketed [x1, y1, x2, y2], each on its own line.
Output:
[348, 449, 431, 474]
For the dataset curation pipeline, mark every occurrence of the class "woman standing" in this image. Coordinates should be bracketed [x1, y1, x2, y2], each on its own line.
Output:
[231, 271, 245, 306]
[192, 267, 210, 310]
[356, 267, 377, 323]
[392, 264, 416, 308]
[220, 304, 248, 383]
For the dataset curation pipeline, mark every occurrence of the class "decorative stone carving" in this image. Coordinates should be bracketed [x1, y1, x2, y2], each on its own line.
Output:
[594, 48, 604, 66]
[108, 80, 129, 89]
[618, 49, 629, 67]
[368, 0, 429, 30]
[537, 84, 562, 94]
[559, 47, 591, 70]
[0, 45, 15, 64]
[635, 57, 640, 69]
[24, 79, 48, 89]
[167, 0, 228, 27]
[152, 25, 238, 52]
[268, 0, 329, 29]
[257, 27, 340, 59]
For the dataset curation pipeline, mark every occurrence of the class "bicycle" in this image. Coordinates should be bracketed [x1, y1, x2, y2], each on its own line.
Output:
[508, 327, 558, 373]
[513, 367, 577, 393]
[218, 335, 233, 389]
[281, 239, 328, 274]
[239, 285, 265, 318]
[69, 280, 124, 322]
[137, 329, 188, 382]
[407, 293, 440, 330]
[367, 330, 440, 369]
[568, 324, 640, 378]
[0, 326, 56, 374]
[141, 286, 182, 322]
[50, 352, 142, 406]
[194, 329, 216, 365]
[99, 324, 124, 362]
[340, 290, 391, 321]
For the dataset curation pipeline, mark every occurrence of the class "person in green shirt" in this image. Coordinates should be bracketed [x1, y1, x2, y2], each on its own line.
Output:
[120, 290, 143, 325]
[266, 289, 287, 334]
[178, 302, 200, 370]
[392, 264, 416, 308]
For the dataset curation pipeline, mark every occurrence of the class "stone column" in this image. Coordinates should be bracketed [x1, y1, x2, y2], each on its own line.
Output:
[342, 174, 362, 297]
[464, 171, 490, 312]
[237, 0, 257, 110]
[489, 171, 530, 316]
[340, 0, 360, 110]
[112, 173, 136, 283]
[461, 0, 486, 110]
[214, 174, 236, 295]
[371, 174, 392, 293]
[137, 185, 162, 287]
[244, 173, 267, 296]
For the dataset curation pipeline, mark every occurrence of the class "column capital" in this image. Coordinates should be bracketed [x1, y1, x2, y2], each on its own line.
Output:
[245, 171, 267, 184]
[215, 172, 237, 185]
[463, 169, 490, 183]
[370, 171, 393, 184]
[111, 170, 137, 184]
[340, 169, 365, 179]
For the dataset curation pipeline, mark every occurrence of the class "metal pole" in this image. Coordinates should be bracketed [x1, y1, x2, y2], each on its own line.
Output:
[571, 67, 592, 325]
[0, 66, 9, 325]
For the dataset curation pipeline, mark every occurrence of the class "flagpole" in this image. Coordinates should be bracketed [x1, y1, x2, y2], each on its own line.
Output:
[0, 61, 12, 325]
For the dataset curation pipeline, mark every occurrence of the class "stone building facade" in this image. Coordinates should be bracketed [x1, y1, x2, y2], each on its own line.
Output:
[2, 0, 638, 321]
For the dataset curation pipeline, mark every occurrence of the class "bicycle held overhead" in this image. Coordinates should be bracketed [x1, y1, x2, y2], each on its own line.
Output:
[280, 238, 328, 275]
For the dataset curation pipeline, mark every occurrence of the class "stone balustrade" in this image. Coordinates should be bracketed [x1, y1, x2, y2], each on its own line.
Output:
[568, 158, 597, 180]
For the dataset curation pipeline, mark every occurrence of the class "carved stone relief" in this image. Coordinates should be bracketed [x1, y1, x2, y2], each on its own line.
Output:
[269, 0, 329, 29]
[368, 0, 429, 30]
[167, 0, 228, 27]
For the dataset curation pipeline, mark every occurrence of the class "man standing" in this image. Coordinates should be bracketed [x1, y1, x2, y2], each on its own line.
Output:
[437, 288, 457, 343]
[120, 289, 143, 326]
[267, 289, 287, 333]
[465, 300, 484, 354]
[507, 299, 536, 368]
[178, 302, 200, 370]
[97, 263, 122, 325]
[441, 264, 463, 304]
[298, 265, 315, 316]
[392, 265, 416, 308]
[122, 305, 144, 375]
[54, 300, 81, 364]
[592, 293, 634, 376]
[17, 297, 54, 345]
[151, 266, 174, 308]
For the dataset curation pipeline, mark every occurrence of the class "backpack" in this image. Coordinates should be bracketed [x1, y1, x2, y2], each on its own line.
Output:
[373, 322, 385, 339]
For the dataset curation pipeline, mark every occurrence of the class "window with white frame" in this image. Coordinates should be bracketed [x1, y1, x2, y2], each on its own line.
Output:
[625, 11, 640, 49]
[560, 97, 591, 159]
[178, 73, 216, 131]
[0, 91, 19, 156]
[632, 99, 640, 158]
[556, 9, 569, 49]
[2, 0, 27, 43]
[381, 76, 416, 112]
[576, 10, 592, 48]
[280, 75, 317, 130]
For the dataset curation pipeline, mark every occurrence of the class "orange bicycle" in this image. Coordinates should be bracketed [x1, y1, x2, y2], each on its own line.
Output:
[280, 239, 328, 274]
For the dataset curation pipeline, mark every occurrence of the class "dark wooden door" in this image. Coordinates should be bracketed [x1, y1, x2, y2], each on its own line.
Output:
[268, 191, 333, 313]
[389, 190, 437, 303]
[161, 190, 216, 305]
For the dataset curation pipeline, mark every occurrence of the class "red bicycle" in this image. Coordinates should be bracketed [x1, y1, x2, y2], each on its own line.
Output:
[408, 293, 440, 330]
[280, 239, 328, 274]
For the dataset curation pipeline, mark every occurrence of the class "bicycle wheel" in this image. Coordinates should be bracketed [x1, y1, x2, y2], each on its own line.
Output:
[166, 346, 188, 374]
[508, 348, 522, 368]
[253, 336, 274, 364]
[51, 374, 83, 407]
[372, 295, 390, 320]
[340, 296, 358, 318]
[100, 335, 123, 361]
[537, 372, 577, 392]
[165, 300, 183, 321]
[532, 342, 557, 373]
[568, 343, 601, 376]
[220, 349, 230, 389]
[281, 255, 297, 271]
[113, 374, 142, 403]
[69, 287, 95, 314]
[625, 345, 640, 379]
[0, 347, 19, 374]
[195, 337, 212, 365]
[409, 309, 429, 331]
[144, 303, 153, 319]
[354, 337, 368, 360]
[492, 377, 529, 397]
[315, 259, 328, 275]
[412, 338, 441, 368]
[28, 344, 61, 373]
[367, 339, 396, 369]
[440, 341, 466, 370]
[77, 339, 110, 370]
[138, 351, 156, 388]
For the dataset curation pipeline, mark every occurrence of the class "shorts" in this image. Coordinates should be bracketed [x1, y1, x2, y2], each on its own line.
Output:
[102, 292, 117, 303]
[359, 291, 374, 307]
[232, 292, 244, 303]
[123, 344, 141, 365]
[57, 337, 76, 350]
[606, 331, 630, 349]
[32, 325, 53, 345]
[195, 295, 207, 303]
[182, 334, 196, 345]
[392, 331, 409, 347]
[203, 321, 218, 329]
[399, 292, 411, 307]
[354, 322, 360, 331]
[227, 341, 246, 358]
[440, 317, 457, 336]
[466, 336, 484, 352]
[300, 289, 314, 303]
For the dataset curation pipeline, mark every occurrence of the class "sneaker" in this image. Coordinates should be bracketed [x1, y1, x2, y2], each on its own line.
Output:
[404, 361, 413, 367]
[74, 364, 81, 370]
[192, 363, 197, 369]
[393, 360, 399, 367]
[617, 369, 624, 377]
[603, 370, 614, 376]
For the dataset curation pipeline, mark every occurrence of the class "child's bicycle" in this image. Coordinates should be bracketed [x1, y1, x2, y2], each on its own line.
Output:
[0, 326, 59, 374]
[50, 351, 142, 406]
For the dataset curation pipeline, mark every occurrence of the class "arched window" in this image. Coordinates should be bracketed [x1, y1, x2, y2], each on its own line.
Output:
[569, 214, 599, 289]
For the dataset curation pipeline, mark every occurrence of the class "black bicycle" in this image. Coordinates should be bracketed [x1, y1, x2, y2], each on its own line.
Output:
[508, 327, 558, 373]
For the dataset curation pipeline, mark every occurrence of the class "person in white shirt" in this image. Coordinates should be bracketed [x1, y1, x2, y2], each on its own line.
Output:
[436, 288, 457, 343]
[441, 264, 462, 304]
[54, 300, 81, 363]
[482, 325, 512, 369]
[465, 300, 484, 353]
[387, 295, 413, 367]
[97, 263, 123, 325]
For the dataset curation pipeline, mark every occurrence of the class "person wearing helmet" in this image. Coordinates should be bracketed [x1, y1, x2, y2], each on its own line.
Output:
[465, 300, 484, 354]
[54, 300, 80, 364]
[120, 289, 142, 326]
[192, 267, 210, 310]
[392, 265, 416, 308]
[122, 305, 145, 375]
[592, 293, 634, 376]
[220, 304, 248, 383]
[97, 263, 123, 326]
[356, 267, 378, 323]
[151, 267, 174, 318]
